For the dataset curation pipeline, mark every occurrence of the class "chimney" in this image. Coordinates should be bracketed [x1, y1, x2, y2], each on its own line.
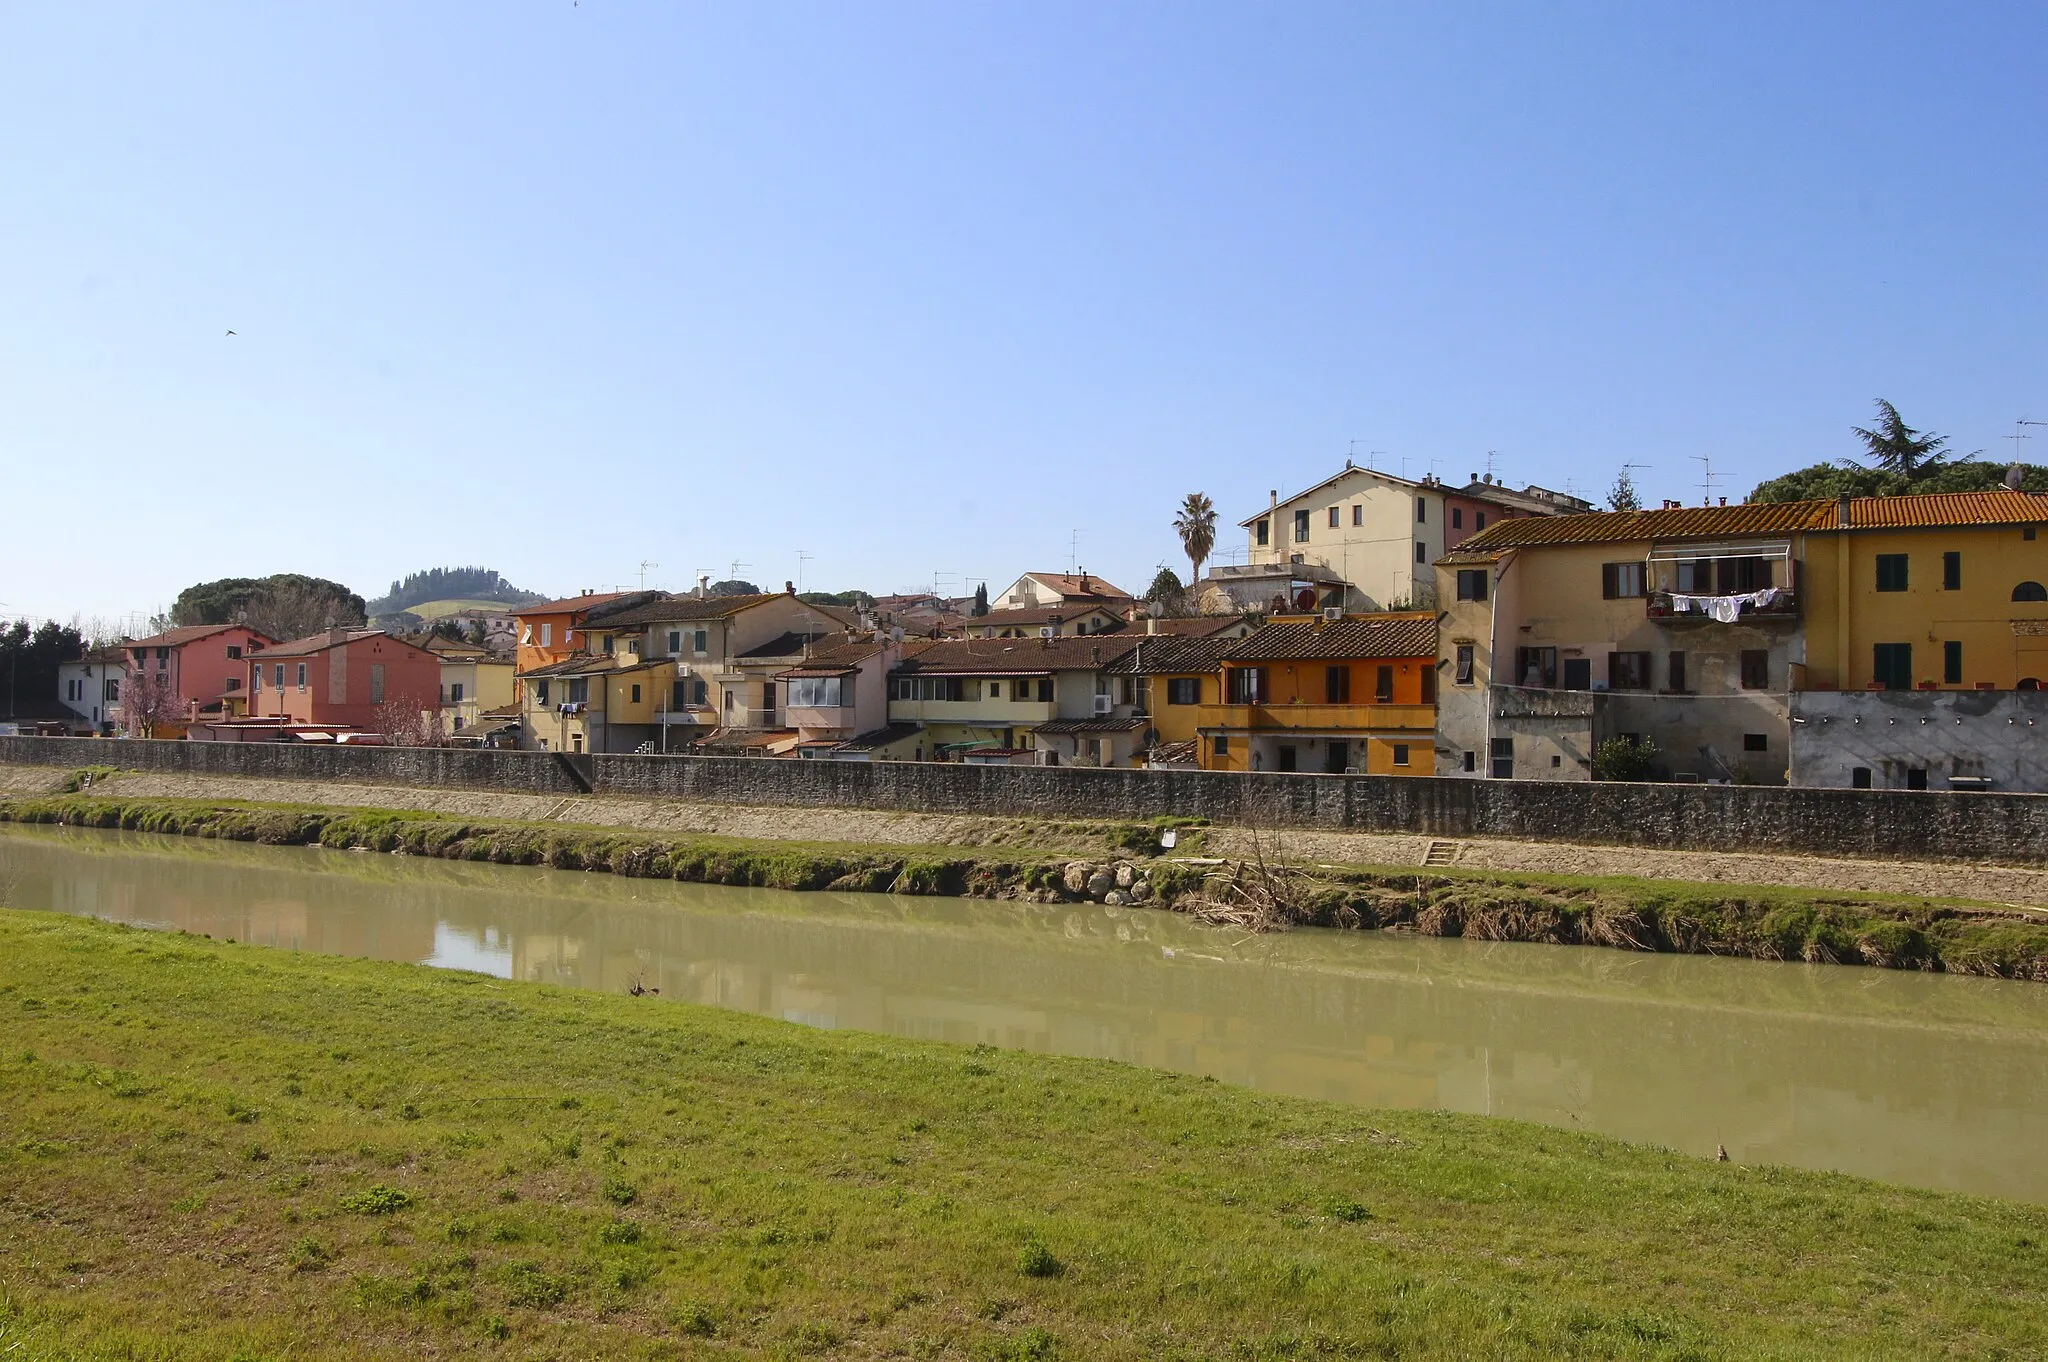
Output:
[1837, 493, 1853, 528]
[1718, 497, 1727, 506]
[1079, 571, 1092, 594]
[696, 574, 709, 599]
[1090, 645, 1101, 666]
[1269, 489, 1278, 509]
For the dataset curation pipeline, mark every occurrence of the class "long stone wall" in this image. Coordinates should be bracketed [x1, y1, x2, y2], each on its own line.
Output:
[4, 733, 2045, 865]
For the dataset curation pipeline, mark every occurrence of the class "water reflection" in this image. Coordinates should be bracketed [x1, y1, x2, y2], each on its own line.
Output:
[5, 823, 2046, 1202]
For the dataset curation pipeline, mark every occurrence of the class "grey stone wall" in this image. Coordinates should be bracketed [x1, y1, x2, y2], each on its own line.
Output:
[5, 733, 2048, 865]
[1790, 690, 2048, 793]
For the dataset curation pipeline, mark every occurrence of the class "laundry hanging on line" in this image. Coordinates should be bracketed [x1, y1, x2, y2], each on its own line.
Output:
[1666, 585, 1781, 624]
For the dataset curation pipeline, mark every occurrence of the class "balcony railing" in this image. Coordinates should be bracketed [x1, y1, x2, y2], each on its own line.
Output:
[1645, 587, 1799, 623]
[1193, 702, 1436, 734]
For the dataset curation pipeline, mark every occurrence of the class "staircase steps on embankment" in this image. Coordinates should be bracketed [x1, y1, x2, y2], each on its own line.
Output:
[1422, 840, 1458, 868]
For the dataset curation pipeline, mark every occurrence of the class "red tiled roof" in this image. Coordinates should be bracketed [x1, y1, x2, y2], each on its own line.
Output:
[596, 593, 797, 626]
[893, 635, 1142, 676]
[124, 623, 276, 650]
[1020, 572, 1132, 600]
[1453, 488, 2048, 554]
[259, 629, 438, 659]
[1224, 614, 1438, 663]
[512, 591, 641, 617]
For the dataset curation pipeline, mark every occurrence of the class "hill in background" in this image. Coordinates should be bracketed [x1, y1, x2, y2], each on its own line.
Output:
[368, 567, 545, 619]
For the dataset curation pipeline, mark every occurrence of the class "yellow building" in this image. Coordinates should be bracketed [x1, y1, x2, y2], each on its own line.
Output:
[1434, 488, 2048, 786]
[1197, 614, 1438, 774]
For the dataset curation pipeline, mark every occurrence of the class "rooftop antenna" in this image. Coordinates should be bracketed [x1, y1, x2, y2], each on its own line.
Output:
[1399, 454, 1411, 479]
[796, 550, 813, 594]
[728, 559, 750, 583]
[1691, 455, 1721, 504]
[636, 560, 658, 590]
[1427, 455, 1442, 481]
[1368, 449, 1386, 470]
[1347, 438, 1364, 468]
[1484, 450, 1499, 480]
[1069, 529, 1082, 576]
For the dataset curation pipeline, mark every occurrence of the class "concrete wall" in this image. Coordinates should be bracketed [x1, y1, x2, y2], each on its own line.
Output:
[1790, 690, 2048, 792]
[9, 732, 2048, 864]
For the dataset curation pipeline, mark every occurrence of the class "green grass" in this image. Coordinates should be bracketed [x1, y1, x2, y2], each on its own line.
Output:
[6, 786, 2048, 981]
[400, 598, 522, 622]
[0, 913, 2044, 1359]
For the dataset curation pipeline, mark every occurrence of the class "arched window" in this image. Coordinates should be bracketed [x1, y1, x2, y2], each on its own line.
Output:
[2015, 582, 2048, 602]
[2020, 678, 2042, 692]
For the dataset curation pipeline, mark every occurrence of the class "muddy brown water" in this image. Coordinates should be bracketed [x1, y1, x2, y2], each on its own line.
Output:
[6, 823, 2047, 1203]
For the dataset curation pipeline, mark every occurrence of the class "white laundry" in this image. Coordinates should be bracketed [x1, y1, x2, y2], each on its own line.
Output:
[1668, 586, 1779, 623]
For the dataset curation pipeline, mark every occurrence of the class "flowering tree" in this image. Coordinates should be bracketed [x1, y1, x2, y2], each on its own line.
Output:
[121, 672, 185, 738]
[369, 693, 447, 747]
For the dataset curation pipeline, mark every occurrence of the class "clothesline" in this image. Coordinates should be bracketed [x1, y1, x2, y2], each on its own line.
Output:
[1665, 585, 1781, 624]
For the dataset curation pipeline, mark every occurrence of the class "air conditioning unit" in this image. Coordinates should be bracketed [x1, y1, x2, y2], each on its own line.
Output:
[675, 662, 691, 677]
[1322, 606, 1343, 622]
[1039, 627, 1056, 638]
[1092, 694, 1114, 715]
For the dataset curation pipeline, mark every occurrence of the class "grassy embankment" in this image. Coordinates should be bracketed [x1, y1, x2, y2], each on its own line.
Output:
[0, 911, 2044, 1360]
[5, 781, 2047, 980]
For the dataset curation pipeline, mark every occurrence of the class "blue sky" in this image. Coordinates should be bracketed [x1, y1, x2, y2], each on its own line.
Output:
[3, 2, 2042, 625]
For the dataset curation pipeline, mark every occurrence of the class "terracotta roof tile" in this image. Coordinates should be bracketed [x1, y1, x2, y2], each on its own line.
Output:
[596, 593, 796, 627]
[124, 623, 277, 650]
[1224, 614, 1438, 663]
[512, 591, 643, 616]
[1841, 489, 2048, 528]
[893, 635, 1142, 676]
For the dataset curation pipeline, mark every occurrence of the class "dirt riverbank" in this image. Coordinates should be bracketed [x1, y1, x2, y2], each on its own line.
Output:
[5, 762, 2043, 908]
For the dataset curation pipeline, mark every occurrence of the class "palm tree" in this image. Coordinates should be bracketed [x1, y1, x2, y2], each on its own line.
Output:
[1852, 399, 1951, 481]
[1173, 493, 1217, 587]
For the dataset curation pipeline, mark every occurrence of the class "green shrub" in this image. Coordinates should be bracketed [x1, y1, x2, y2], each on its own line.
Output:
[1017, 1241, 1063, 1278]
[339, 1184, 413, 1216]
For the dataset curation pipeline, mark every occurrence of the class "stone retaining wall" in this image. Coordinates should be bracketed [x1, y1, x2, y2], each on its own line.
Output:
[3, 734, 2043, 865]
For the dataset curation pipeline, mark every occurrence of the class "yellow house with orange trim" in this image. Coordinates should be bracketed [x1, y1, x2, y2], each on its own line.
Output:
[1198, 614, 1438, 774]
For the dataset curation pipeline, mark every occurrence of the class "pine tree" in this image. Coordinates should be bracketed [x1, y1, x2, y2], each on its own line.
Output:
[1608, 468, 1642, 512]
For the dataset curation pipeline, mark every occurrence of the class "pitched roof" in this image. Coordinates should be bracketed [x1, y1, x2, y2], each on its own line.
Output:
[1224, 614, 1438, 663]
[596, 592, 802, 627]
[1452, 488, 2048, 555]
[258, 629, 438, 660]
[124, 623, 274, 650]
[833, 722, 926, 751]
[1033, 716, 1148, 735]
[1236, 464, 1430, 526]
[771, 633, 892, 677]
[512, 590, 643, 617]
[967, 603, 1125, 629]
[1103, 635, 1238, 676]
[892, 635, 1143, 676]
[1020, 572, 1132, 600]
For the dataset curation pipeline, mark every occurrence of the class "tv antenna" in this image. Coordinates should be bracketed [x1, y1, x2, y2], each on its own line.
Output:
[636, 560, 658, 590]
[1484, 450, 1500, 480]
[728, 560, 750, 583]
[1368, 449, 1387, 470]
[1691, 455, 1721, 504]
[1347, 438, 1365, 468]
[796, 550, 813, 594]
[1068, 529, 1082, 576]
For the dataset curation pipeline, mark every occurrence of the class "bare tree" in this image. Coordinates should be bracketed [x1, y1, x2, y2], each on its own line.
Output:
[121, 672, 185, 737]
[243, 582, 366, 643]
[369, 692, 447, 747]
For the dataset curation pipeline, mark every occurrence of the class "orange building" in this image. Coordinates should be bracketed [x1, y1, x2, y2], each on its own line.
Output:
[511, 590, 660, 674]
[1200, 614, 1438, 774]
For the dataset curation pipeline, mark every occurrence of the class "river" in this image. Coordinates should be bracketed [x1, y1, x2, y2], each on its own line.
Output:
[5, 822, 2045, 1202]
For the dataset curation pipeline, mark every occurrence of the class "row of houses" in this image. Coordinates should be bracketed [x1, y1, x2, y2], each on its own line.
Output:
[49, 464, 2048, 791]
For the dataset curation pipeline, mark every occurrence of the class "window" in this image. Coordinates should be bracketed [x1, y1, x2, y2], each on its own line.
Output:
[1943, 640, 1962, 685]
[2029, 528, 2039, 542]
[1393, 743, 1410, 766]
[1475, 512, 1487, 530]
[1490, 736, 1514, 779]
[1352, 504, 1363, 526]
[1416, 499, 1427, 523]
[1668, 651, 1687, 693]
[671, 680, 689, 709]
[787, 676, 845, 708]
[1293, 509, 1310, 542]
[274, 663, 285, 689]
[226, 645, 241, 660]
[692, 678, 708, 706]
[1739, 650, 1768, 690]
[1166, 677, 1200, 705]
[1374, 665, 1394, 702]
[888, 676, 967, 702]
[157, 647, 169, 662]
[692, 629, 708, 655]
[540, 623, 552, 647]
[1675, 559, 1714, 593]
[1463, 750, 1476, 772]
[104, 679, 118, 702]
[1255, 518, 1269, 547]
[1715, 557, 1773, 593]
[1455, 568, 1488, 602]
[667, 630, 682, 654]
[630, 683, 642, 703]
[1607, 651, 1652, 690]
[1872, 642, 1913, 691]
[1325, 665, 1350, 704]
[1743, 733, 1768, 752]
[1329, 506, 1341, 528]
[1875, 554, 1908, 592]
[1276, 744, 1297, 773]
[1212, 735, 1230, 757]
[601, 635, 614, 655]
[2014, 581, 2048, 602]
[1454, 644, 1474, 684]
[252, 667, 262, 692]
[536, 680, 550, 705]
[1562, 658, 1591, 690]
[1851, 767, 1872, 789]
[1036, 678, 1053, 702]
[566, 677, 588, 704]
[1943, 552, 1961, 591]
[1415, 541, 1427, 563]
[1516, 646, 1557, 689]
[1601, 562, 1646, 599]
[1452, 507, 1464, 529]
[451, 682, 464, 703]
[1225, 667, 1266, 704]
[1906, 768, 1927, 791]
[369, 664, 386, 704]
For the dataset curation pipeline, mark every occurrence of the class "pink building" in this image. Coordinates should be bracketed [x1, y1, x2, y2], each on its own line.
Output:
[122, 623, 280, 730]
[246, 630, 442, 731]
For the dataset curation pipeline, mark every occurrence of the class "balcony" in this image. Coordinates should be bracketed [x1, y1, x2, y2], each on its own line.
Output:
[1193, 702, 1435, 734]
[1646, 588, 1799, 625]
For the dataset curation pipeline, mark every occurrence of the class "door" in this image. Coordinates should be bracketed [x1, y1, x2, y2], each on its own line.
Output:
[1562, 658, 1592, 690]
[1324, 741, 1349, 774]
[1515, 647, 1558, 688]
[1490, 736, 1514, 779]
[1277, 744, 1298, 773]
[1872, 643, 1913, 691]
